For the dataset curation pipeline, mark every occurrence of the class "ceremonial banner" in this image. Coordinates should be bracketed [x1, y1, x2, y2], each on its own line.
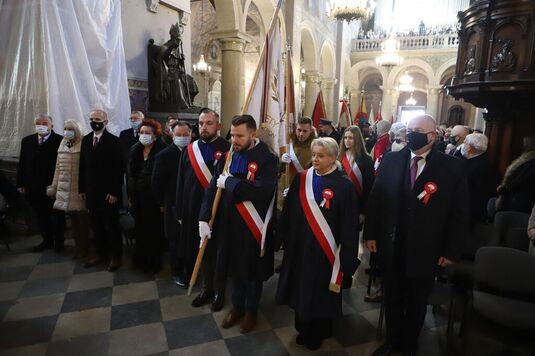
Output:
[311, 91, 327, 129]
[337, 99, 352, 129]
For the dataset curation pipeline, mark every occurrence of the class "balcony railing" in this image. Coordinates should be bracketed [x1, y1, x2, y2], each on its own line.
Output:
[352, 34, 459, 52]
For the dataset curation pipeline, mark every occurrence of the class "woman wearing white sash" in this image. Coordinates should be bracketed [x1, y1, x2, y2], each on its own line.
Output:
[276, 137, 360, 351]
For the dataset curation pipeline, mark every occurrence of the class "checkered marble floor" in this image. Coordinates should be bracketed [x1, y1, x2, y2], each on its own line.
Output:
[0, 232, 508, 356]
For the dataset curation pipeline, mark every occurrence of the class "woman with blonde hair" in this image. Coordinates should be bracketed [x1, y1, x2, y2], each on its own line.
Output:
[338, 126, 375, 214]
[47, 119, 90, 258]
[277, 137, 360, 350]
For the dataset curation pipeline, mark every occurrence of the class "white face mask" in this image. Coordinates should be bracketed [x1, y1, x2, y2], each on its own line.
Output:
[139, 133, 153, 146]
[460, 143, 469, 158]
[63, 130, 76, 140]
[391, 141, 406, 152]
[173, 136, 190, 148]
[35, 125, 49, 136]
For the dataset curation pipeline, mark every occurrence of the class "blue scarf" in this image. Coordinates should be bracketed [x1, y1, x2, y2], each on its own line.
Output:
[312, 171, 324, 204]
[229, 151, 249, 175]
[199, 140, 214, 164]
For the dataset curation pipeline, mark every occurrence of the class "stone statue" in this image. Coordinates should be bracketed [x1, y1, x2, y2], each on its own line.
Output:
[147, 23, 198, 112]
[464, 46, 476, 75]
[491, 39, 516, 72]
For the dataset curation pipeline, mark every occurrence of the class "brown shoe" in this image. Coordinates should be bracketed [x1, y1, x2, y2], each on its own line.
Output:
[84, 256, 104, 268]
[107, 258, 122, 272]
[239, 312, 257, 334]
[221, 309, 244, 329]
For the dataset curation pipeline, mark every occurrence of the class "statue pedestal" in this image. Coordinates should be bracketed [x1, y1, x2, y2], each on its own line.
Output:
[146, 106, 201, 125]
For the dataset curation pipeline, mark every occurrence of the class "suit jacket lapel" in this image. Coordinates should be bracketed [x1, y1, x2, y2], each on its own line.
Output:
[413, 148, 438, 195]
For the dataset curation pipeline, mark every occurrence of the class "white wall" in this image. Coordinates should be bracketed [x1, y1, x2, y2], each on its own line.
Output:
[121, 0, 192, 81]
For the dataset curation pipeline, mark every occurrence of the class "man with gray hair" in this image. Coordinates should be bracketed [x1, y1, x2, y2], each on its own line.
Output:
[120, 110, 145, 163]
[448, 125, 470, 158]
[388, 122, 407, 152]
[17, 114, 64, 252]
[462, 133, 499, 253]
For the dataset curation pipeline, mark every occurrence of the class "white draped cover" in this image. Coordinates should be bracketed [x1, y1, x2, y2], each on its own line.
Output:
[0, 0, 130, 157]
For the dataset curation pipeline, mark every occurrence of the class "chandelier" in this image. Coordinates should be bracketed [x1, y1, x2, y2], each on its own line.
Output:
[375, 34, 404, 67]
[397, 71, 415, 92]
[327, 0, 376, 23]
[405, 93, 417, 106]
[193, 54, 211, 74]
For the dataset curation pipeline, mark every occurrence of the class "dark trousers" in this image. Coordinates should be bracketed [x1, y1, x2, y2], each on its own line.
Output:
[29, 197, 64, 245]
[384, 253, 434, 353]
[232, 278, 263, 313]
[200, 239, 225, 295]
[165, 207, 183, 276]
[88, 203, 122, 258]
[294, 312, 333, 342]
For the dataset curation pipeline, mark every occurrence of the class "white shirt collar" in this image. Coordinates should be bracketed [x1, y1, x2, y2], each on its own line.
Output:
[93, 130, 104, 139]
[410, 149, 431, 160]
[39, 132, 52, 142]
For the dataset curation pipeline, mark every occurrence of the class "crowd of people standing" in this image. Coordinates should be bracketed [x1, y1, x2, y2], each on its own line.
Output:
[12, 108, 535, 355]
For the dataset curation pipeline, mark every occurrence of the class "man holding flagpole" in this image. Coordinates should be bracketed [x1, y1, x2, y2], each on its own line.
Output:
[175, 108, 230, 311]
[199, 115, 278, 334]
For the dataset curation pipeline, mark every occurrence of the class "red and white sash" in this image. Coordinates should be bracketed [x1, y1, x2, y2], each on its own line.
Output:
[288, 142, 304, 174]
[187, 140, 213, 189]
[235, 194, 275, 255]
[341, 152, 363, 197]
[299, 169, 343, 293]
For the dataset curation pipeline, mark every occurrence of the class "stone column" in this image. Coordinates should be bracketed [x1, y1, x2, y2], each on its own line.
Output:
[322, 78, 336, 122]
[380, 87, 395, 122]
[349, 89, 360, 120]
[219, 36, 247, 136]
[304, 71, 320, 117]
[426, 86, 441, 120]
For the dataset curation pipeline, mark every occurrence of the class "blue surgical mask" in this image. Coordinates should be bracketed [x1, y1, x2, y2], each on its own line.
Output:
[131, 121, 142, 130]
[63, 130, 76, 140]
[139, 134, 153, 146]
[173, 136, 190, 148]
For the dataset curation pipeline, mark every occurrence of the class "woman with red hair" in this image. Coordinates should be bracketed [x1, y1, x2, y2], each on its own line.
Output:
[128, 118, 166, 273]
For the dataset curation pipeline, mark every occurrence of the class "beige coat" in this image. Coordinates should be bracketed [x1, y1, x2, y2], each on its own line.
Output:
[46, 120, 86, 212]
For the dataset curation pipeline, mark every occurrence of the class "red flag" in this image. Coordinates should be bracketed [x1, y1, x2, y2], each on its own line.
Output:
[311, 91, 327, 129]
[375, 110, 382, 122]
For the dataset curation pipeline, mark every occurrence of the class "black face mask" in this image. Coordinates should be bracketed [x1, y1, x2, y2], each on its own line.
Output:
[449, 136, 458, 145]
[90, 121, 104, 132]
[407, 131, 430, 151]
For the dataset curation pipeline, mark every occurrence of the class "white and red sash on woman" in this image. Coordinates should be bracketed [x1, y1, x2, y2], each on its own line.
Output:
[187, 140, 213, 189]
[288, 142, 304, 175]
[299, 168, 343, 293]
[341, 152, 363, 197]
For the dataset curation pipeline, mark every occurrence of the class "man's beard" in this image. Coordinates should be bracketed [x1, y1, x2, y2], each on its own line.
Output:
[234, 138, 253, 152]
[200, 131, 216, 141]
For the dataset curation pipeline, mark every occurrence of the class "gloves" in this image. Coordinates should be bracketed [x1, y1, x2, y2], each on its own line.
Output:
[283, 187, 289, 198]
[216, 173, 229, 189]
[281, 153, 292, 164]
[199, 221, 211, 248]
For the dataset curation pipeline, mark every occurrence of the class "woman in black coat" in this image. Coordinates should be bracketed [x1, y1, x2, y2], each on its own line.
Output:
[128, 119, 166, 273]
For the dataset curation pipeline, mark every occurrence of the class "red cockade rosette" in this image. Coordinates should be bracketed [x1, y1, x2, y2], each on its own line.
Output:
[417, 181, 438, 204]
[320, 188, 334, 209]
[247, 162, 258, 182]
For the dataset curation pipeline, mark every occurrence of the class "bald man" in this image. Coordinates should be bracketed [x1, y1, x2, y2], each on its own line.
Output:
[364, 115, 469, 356]
[448, 125, 470, 158]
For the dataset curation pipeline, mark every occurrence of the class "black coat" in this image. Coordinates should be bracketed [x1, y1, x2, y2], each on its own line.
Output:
[199, 140, 278, 282]
[152, 143, 183, 209]
[17, 132, 63, 200]
[79, 130, 124, 210]
[498, 154, 535, 214]
[175, 137, 230, 264]
[276, 169, 360, 320]
[363, 147, 469, 279]
[465, 153, 499, 228]
[356, 155, 375, 213]
[119, 128, 138, 163]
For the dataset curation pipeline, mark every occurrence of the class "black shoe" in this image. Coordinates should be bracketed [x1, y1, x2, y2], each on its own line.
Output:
[174, 276, 189, 289]
[54, 242, 65, 253]
[210, 293, 224, 312]
[295, 334, 307, 345]
[305, 338, 322, 351]
[191, 290, 214, 308]
[32, 242, 53, 252]
[372, 343, 403, 356]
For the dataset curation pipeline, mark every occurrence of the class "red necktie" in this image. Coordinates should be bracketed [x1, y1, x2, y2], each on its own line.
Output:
[410, 156, 422, 190]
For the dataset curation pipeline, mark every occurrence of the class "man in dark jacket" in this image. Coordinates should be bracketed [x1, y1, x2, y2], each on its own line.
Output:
[119, 111, 144, 164]
[17, 114, 64, 252]
[318, 118, 341, 144]
[152, 121, 191, 285]
[364, 115, 469, 356]
[79, 109, 124, 272]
